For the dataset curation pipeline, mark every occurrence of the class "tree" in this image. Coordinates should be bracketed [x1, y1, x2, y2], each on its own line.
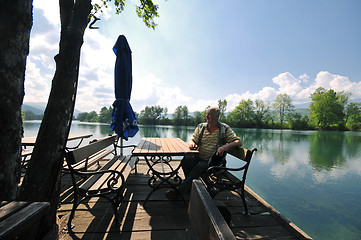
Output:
[193, 111, 204, 125]
[139, 105, 164, 124]
[288, 112, 309, 130]
[173, 105, 189, 125]
[1, 0, 161, 236]
[273, 94, 294, 129]
[309, 88, 344, 129]
[345, 102, 361, 130]
[228, 99, 254, 127]
[253, 100, 270, 128]
[23, 111, 43, 120]
[0, 0, 33, 200]
[98, 106, 113, 123]
[218, 99, 227, 122]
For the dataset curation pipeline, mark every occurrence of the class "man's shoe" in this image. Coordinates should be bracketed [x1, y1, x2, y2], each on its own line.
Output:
[165, 189, 178, 200]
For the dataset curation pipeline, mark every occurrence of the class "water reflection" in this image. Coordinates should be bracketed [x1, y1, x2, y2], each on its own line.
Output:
[308, 131, 347, 171]
[232, 128, 361, 175]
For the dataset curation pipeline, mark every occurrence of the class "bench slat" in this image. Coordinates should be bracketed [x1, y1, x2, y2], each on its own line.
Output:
[0, 202, 31, 222]
[21, 149, 33, 157]
[64, 149, 114, 171]
[68, 135, 116, 164]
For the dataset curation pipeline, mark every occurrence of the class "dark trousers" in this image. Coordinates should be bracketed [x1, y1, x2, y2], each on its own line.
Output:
[178, 156, 208, 193]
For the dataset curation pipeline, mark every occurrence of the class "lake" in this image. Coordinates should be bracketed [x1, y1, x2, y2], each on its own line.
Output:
[23, 120, 361, 240]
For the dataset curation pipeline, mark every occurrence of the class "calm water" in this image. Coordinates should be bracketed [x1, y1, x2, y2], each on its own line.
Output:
[23, 121, 361, 240]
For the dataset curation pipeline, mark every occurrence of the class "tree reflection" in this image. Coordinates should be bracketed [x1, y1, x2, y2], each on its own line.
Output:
[308, 132, 346, 170]
[344, 133, 361, 159]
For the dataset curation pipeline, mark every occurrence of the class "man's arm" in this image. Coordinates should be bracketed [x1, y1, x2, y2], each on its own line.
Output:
[216, 139, 242, 156]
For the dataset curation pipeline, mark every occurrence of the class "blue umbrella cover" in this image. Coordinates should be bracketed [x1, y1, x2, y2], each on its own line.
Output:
[111, 35, 139, 140]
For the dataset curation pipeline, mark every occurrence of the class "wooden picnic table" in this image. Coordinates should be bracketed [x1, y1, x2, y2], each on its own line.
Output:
[21, 133, 93, 147]
[20, 134, 93, 168]
[132, 138, 198, 207]
[132, 137, 198, 156]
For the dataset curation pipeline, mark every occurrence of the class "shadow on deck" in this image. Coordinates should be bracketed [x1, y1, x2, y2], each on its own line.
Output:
[58, 159, 311, 240]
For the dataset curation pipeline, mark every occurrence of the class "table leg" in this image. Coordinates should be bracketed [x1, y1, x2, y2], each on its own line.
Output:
[143, 155, 185, 208]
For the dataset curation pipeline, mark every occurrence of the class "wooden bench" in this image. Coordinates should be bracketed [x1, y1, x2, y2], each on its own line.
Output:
[21, 149, 33, 168]
[64, 134, 138, 230]
[63, 136, 115, 172]
[0, 201, 50, 240]
[187, 179, 235, 240]
[202, 147, 257, 215]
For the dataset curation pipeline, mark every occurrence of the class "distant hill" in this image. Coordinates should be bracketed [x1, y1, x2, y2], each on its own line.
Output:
[23, 102, 81, 117]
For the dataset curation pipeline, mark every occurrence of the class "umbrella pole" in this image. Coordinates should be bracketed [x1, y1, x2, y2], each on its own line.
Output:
[120, 137, 123, 156]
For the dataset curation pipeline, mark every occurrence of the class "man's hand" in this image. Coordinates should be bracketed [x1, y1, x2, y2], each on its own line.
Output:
[189, 141, 198, 150]
[216, 140, 242, 156]
[216, 146, 226, 156]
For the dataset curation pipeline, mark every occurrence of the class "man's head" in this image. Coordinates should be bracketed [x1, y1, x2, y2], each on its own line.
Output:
[206, 107, 220, 125]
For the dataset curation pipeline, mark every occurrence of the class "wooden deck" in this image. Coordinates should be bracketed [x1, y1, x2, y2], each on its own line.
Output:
[58, 158, 311, 240]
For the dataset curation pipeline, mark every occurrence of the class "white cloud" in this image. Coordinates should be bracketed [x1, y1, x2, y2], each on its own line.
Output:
[313, 71, 361, 98]
[272, 72, 303, 96]
[24, 59, 51, 102]
[33, 0, 60, 27]
[131, 73, 195, 113]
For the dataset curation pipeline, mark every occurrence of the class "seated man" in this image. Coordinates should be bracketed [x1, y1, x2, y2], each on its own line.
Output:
[165, 107, 242, 199]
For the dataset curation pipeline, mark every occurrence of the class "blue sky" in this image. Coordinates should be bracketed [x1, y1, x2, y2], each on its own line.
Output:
[24, 0, 361, 113]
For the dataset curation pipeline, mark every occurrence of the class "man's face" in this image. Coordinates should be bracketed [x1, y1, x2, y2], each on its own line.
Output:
[206, 110, 215, 124]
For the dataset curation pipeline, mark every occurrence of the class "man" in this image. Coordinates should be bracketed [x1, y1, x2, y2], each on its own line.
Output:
[165, 107, 242, 199]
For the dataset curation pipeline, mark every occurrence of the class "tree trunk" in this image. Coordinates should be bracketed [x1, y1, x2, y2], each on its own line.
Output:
[19, 0, 92, 226]
[0, 0, 33, 200]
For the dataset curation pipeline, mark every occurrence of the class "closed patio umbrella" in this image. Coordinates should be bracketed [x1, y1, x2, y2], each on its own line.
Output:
[111, 35, 139, 141]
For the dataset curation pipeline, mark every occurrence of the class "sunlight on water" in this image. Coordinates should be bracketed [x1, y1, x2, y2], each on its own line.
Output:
[23, 121, 361, 240]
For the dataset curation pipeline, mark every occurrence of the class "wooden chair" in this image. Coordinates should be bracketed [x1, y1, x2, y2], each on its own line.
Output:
[202, 147, 257, 215]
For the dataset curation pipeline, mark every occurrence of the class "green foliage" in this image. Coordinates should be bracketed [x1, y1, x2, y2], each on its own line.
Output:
[228, 99, 255, 127]
[78, 111, 99, 122]
[288, 112, 310, 130]
[173, 106, 190, 126]
[345, 102, 361, 130]
[22, 111, 43, 120]
[71, 92, 361, 131]
[92, 0, 159, 29]
[218, 99, 227, 122]
[254, 99, 271, 128]
[309, 88, 344, 129]
[76, 107, 112, 123]
[136, 0, 159, 29]
[193, 110, 205, 125]
[98, 106, 113, 123]
[138, 105, 166, 125]
[273, 93, 294, 129]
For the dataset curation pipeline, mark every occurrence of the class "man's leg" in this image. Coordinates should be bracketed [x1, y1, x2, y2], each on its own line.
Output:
[178, 160, 208, 193]
[165, 157, 208, 199]
[181, 156, 199, 178]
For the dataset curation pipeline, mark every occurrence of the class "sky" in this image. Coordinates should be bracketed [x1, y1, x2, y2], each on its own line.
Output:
[24, 0, 361, 113]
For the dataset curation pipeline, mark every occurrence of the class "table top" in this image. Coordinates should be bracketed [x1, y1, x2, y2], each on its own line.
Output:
[22, 133, 93, 146]
[132, 137, 198, 157]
